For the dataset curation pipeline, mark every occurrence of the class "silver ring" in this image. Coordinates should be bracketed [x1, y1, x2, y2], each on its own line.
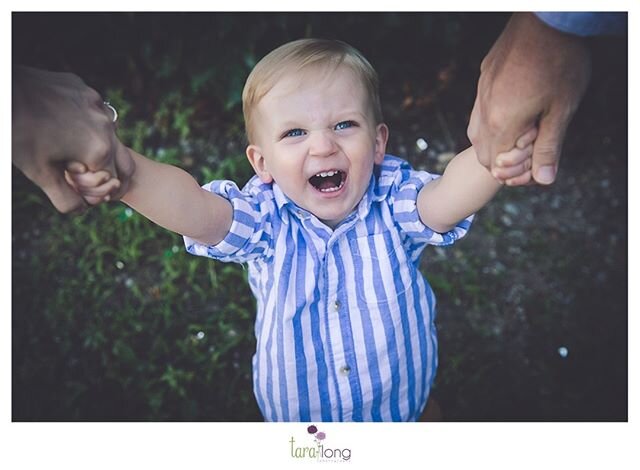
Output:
[103, 101, 118, 123]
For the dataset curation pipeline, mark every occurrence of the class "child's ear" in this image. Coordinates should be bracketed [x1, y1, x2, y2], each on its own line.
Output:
[246, 145, 273, 184]
[374, 123, 389, 165]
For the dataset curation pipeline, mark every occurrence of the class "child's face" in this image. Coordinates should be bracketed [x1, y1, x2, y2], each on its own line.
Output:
[246, 65, 388, 228]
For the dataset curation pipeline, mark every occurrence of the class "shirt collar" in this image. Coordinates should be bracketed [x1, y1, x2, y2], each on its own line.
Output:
[269, 160, 389, 225]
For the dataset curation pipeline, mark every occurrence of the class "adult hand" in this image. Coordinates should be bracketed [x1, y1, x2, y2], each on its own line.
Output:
[12, 66, 134, 212]
[467, 13, 591, 185]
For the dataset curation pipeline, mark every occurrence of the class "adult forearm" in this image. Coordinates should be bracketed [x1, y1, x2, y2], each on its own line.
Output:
[121, 150, 232, 245]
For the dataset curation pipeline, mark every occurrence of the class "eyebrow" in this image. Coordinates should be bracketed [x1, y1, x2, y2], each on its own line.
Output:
[276, 120, 304, 131]
[275, 110, 368, 130]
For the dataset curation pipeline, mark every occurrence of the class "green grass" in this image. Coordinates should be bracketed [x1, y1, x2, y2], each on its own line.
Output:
[12, 79, 262, 419]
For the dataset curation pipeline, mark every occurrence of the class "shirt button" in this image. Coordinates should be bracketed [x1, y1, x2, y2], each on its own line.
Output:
[334, 300, 340, 311]
[339, 365, 351, 376]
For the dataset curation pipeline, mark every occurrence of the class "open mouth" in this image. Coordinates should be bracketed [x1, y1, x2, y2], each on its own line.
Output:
[308, 170, 346, 193]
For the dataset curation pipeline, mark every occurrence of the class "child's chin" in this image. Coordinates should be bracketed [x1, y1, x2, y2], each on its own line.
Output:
[314, 208, 349, 227]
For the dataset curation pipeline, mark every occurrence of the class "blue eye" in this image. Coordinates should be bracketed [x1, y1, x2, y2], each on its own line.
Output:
[283, 128, 305, 138]
[335, 120, 356, 130]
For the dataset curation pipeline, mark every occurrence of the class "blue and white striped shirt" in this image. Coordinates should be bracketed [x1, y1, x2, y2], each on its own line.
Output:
[184, 155, 473, 421]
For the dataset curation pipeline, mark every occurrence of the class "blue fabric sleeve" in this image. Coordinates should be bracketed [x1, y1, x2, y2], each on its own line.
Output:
[183, 179, 274, 263]
[387, 158, 474, 248]
[535, 12, 627, 37]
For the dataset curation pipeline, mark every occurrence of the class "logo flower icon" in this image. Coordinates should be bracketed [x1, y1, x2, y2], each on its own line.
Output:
[307, 424, 326, 442]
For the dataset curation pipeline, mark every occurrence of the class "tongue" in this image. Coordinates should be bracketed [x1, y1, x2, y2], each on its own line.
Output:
[310, 173, 341, 190]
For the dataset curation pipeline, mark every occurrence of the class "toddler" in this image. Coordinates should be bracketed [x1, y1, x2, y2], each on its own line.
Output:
[66, 39, 535, 421]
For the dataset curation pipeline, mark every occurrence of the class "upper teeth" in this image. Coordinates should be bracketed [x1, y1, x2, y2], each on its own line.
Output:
[316, 170, 339, 178]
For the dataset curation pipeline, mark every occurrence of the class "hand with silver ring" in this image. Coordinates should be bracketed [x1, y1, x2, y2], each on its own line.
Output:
[12, 66, 134, 212]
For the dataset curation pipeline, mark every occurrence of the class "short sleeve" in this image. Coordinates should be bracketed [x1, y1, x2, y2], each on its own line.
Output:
[183, 179, 274, 263]
[387, 159, 474, 247]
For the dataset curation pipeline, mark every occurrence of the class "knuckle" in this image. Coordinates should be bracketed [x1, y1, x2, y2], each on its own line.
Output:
[94, 110, 115, 129]
[486, 110, 508, 134]
[61, 71, 85, 86]
[84, 136, 114, 169]
[466, 124, 478, 143]
[83, 86, 104, 106]
[534, 145, 560, 162]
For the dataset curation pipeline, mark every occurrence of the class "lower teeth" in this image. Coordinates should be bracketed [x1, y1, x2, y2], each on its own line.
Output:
[319, 183, 343, 193]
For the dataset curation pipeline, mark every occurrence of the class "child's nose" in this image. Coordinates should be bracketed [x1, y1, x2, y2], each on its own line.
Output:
[308, 130, 337, 157]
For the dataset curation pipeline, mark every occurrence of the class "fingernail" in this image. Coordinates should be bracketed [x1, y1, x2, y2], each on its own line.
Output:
[104, 195, 111, 202]
[536, 166, 556, 184]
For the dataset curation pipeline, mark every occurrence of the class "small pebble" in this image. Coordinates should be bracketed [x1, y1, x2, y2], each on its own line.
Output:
[500, 215, 513, 227]
[504, 203, 520, 216]
[416, 138, 429, 151]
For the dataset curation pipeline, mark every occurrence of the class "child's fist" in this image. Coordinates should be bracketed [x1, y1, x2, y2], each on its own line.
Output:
[64, 161, 121, 206]
[491, 127, 538, 186]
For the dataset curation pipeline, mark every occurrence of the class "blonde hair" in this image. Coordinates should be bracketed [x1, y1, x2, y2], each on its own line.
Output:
[242, 38, 383, 143]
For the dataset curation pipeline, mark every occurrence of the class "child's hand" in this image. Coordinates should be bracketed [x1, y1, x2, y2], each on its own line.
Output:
[491, 127, 538, 186]
[64, 161, 121, 206]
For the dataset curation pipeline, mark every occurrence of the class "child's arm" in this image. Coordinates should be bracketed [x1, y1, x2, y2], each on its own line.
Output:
[67, 149, 233, 246]
[122, 150, 232, 245]
[417, 130, 535, 233]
